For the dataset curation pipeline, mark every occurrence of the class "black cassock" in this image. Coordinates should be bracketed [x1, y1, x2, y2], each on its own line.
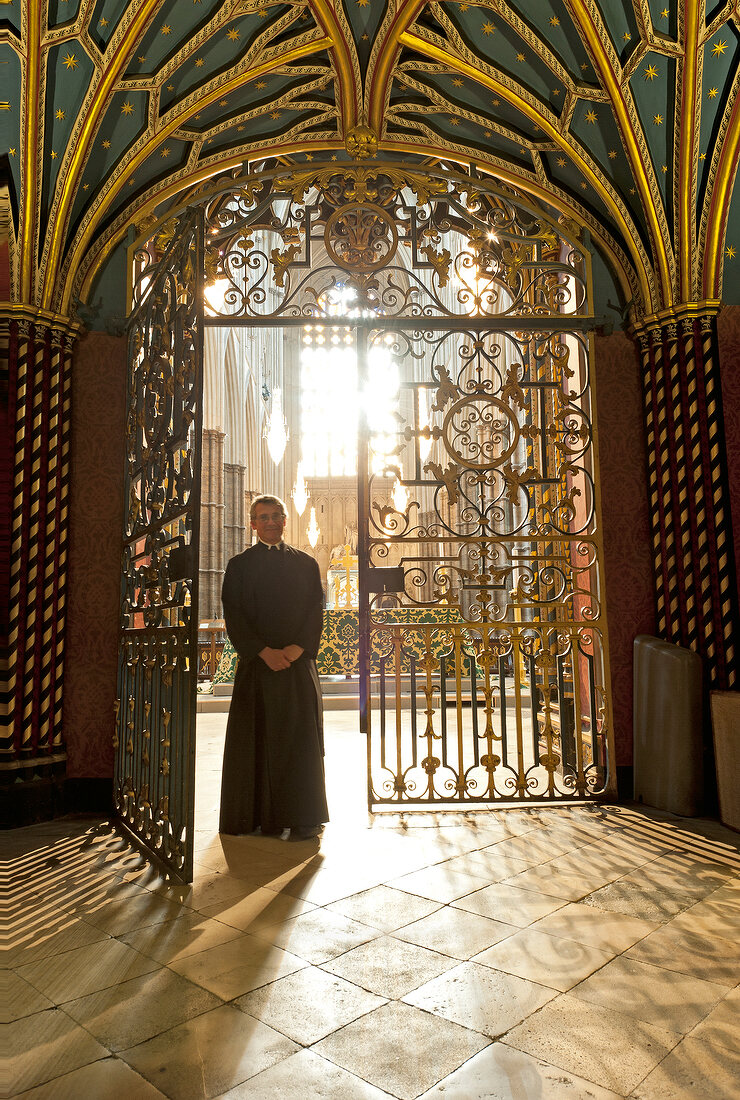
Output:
[219, 541, 328, 834]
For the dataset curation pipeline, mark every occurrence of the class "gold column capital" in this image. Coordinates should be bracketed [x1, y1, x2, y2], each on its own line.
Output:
[0, 302, 84, 339]
[630, 300, 722, 339]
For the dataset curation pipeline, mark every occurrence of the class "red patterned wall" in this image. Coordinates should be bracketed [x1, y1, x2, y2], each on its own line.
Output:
[593, 331, 656, 766]
[63, 332, 126, 778]
[718, 306, 740, 606]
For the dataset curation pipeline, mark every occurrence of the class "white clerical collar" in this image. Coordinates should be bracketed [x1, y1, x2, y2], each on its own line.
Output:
[258, 539, 283, 550]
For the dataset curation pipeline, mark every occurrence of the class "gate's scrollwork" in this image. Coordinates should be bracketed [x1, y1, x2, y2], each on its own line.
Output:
[191, 161, 614, 805]
[200, 164, 588, 323]
[117, 210, 203, 878]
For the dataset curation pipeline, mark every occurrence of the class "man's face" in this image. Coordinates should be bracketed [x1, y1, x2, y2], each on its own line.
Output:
[251, 505, 287, 544]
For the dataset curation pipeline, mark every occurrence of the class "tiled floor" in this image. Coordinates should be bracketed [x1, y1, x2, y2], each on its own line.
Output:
[7, 713, 740, 1099]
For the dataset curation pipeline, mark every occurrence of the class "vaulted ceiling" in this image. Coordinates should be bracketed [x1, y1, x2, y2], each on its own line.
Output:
[3, 1, 739, 319]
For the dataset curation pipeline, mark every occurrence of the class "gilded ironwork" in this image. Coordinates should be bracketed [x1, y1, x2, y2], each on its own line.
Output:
[116, 209, 203, 879]
[199, 164, 588, 323]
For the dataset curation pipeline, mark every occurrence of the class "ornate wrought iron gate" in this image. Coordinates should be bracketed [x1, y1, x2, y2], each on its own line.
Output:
[190, 160, 614, 811]
[116, 211, 204, 879]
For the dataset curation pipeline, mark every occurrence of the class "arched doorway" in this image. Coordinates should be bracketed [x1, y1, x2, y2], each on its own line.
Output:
[118, 161, 616, 880]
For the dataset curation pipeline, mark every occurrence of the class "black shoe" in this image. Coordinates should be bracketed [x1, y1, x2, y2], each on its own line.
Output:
[290, 825, 323, 840]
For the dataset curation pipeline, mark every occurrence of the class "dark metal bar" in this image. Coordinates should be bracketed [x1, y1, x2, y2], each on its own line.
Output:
[499, 655, 508, 765]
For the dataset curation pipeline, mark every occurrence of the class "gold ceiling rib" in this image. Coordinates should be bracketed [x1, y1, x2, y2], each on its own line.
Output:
[41, 0, 162, 311]
[678, 1, 701, 301]
[20, 5, 42, 303]
[62, 35, 333, 314]
[702, 88, 740, 299]
[367, 0, 426, 136]
[568, 0, 673, 308]
[311, 0, 359, 132]
[398, 29, 655, 310]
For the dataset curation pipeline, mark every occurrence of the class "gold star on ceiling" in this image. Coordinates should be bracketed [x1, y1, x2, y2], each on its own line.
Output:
[608, 149, 617, 158]
[255, 81, 267, 89]
[623, 33, 631, 41]
[653, 114, 663, 125]
[452, 78, 464, 87]
[484, 130, 491, 137]
[161, 147, 171, 157]
[586, 109, 597, 123]
[549, 17, 559, 26]
[9, 148, 16, 155]
[195, 58, 204, 67]
[99, 17, 109, 27]
[271, 111, 281, 119]
[644, 65, 658, 80]
[55, 108, 65, 120]
[138, 56, 146, 63]
[449, 117, 460, 125]
[630, 187, 636, 194]
[129, 178, 136, 186]
[700, 152, 706, 160]
[726, 246, 736, 258]
[227, 27, 240, 40]
[219, 99, 228, 106]
[161, 25, 172, 35]
[102, 139, 111, 148]
[83, 183, 89, 190]
[552, 89, 560, 96]
[121, 102, 134, 115]
[580, 181, 587, 189]
[483, 21, 495, 35]
[661, 165, 668, 173]
[660, 8, 669, 16]
[516, 53, 525, 62]
[491, 98, 500, 106]
[711, 40, 728, 58]
[708, 87, 718, 98]
[63, 53, 78, 70]
[580, 62, 588, 71]
[357, 0, 370, 6]
[167, 85, 174, 91]
[237, 125, 245, 131]
[50, 150, 58, 159]
[557, 157, 566, 166]
[258, 6, 267, 14]
[305, 152, 313, 160]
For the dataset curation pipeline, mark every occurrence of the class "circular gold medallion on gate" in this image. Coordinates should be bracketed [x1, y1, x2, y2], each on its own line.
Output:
[324, 202, 398, 272]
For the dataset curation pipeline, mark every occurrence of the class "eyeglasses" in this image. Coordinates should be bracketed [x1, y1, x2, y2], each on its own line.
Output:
[254, 511, 285, 523]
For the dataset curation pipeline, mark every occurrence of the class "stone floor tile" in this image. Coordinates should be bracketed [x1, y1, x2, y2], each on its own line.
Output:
[150, 872, 258, 911]
[504, 992, 680, 1095]
[473, 927, 613, 992]
[625, 922, 740, 986]
[499, 864, 619, 901]
[452, 883, 565, 927]
[387, 864, 491, 903]
[416, 1041, 624, 1100]
[7, 1009, 110, 1094]
[265, 865, 382, 906]
[1, 971, 54, 1023]
[582, 880, 692, 922]
[404, 960, 556, 1038]
[216, 1048, 394, 1099]
[199, 886, 317, 932]
[16, 936, 160, 1005]
[14, 1056, 167, 1099]
[666, 892, 740, 936]
[437, 849, 531, 883]
[6, 915, 109, 968]
[168, 933, 306, 1000]
[119, 1003, 298, 1099]
[480, 830, 579, 865]
[530, 901, 659, 952]
[394, 905, 517, 959]
[75, 892, 190, 937]
[326, 884, 441, 932]
[631, 1035, 740, 1100]
[250, 906, 379, 964]
[569, 954, 729, 1034]
[313, 1000, 489, 1100]
[236, 965, 386, 1045]
[322, 934, 457, 999]
[119, 912, 244, 964]
[688, 986, 740, 1052]
[62, 967, 222, 1051]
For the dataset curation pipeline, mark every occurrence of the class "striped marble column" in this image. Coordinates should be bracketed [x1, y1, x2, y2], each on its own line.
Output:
[637, 311, 738, 690]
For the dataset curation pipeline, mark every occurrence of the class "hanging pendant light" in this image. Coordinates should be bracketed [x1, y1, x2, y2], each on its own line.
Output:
[292, 462, 309, 516]
[307, 506, 320, 548]
[265, 387, 288, 465]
